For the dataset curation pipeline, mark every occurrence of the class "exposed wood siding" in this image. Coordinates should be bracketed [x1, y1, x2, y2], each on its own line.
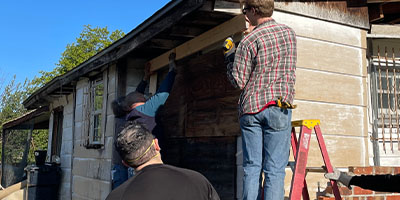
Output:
[163, 137, 237, 200]
[160, 49, 240, 138]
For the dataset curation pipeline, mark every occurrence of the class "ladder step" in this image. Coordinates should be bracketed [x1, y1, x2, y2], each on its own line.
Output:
[287, 162, 327, 173]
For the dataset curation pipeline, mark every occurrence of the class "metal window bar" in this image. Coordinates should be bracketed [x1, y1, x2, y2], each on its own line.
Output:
[372, 46, 400, 152]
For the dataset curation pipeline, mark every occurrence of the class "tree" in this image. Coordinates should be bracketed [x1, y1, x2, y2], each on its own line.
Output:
[32, 25, 125, 86]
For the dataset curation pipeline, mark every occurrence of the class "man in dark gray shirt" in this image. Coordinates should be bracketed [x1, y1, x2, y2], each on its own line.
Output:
[106, 121, 220, 200]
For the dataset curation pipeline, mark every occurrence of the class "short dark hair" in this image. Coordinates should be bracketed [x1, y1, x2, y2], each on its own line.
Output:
[111, 96, 129, 117]
[115, 121, 157, 167]
[111, 91, 146, 117]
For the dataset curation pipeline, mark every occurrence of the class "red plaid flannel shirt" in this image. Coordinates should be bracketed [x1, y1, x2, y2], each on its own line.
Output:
[227, 19, 297, 116]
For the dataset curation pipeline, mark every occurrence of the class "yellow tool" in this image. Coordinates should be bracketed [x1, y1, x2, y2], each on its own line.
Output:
[275, 97, 297, 109]
[223, 37, 234, 55]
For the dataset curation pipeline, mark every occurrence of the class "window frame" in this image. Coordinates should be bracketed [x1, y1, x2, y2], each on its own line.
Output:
[86, 71, 108, 149]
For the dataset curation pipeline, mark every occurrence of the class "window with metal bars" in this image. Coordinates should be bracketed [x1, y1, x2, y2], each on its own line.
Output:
[370, 46, 400, 152]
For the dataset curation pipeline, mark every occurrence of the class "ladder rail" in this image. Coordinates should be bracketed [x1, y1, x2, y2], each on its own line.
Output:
[289, 120, 342, 200]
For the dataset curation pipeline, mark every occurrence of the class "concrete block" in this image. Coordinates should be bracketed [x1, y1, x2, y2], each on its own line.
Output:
[61, 140, 73, 155]
[72, 158, 111, 181]
[108, 73, 116, 94]
[73, 140, 111, 159]
[72, 175, 111, 199]
[105, 115, 115, 138]
[62, 127, 73, 141]
[75, 104, 83, 122]
[60, 154, 72, 168]
[76, 87, 84, 106]
[74, 122, 82, 141]
[61, 168, 71, 185]
[64, 95, 74, 115]
[107, 92, 116, 115]
[63, 113, 73, 129]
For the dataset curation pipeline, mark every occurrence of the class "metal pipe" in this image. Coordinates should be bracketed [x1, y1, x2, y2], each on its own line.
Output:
[378, 46, 386, 153]
[384, 47, 393, 152]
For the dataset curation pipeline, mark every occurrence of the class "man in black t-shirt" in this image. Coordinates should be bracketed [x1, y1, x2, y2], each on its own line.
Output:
[106, 121, 220, 200]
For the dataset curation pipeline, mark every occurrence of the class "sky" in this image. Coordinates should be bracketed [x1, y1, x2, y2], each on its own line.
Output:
[0, 0, 170, 89]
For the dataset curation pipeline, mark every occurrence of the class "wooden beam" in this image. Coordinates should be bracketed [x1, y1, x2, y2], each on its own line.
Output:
[369, 3, 384, 22]
[149, 74, 158, 95]
[149, 14, 246, 72]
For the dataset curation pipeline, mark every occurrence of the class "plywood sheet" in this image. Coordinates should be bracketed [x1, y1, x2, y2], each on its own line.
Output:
[295, 68, 365, 106]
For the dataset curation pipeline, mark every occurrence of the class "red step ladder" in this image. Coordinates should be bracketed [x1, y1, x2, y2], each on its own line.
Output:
[289, 119, 341, 200]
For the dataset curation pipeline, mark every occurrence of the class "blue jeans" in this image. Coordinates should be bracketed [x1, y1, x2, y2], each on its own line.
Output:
[112, 164, 128, 189]
[112, 164, 135, 189]
[240, 107, 292, 200]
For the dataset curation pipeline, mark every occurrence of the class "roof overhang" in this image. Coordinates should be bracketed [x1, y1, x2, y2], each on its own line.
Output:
[23, 0, 207, 109]
[2, 106, 50, 130]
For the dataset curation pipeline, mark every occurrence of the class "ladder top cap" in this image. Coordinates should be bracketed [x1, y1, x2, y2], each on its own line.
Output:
[292, 119, 321, 129]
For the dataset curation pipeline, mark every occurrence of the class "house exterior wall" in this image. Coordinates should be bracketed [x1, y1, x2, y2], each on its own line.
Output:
[47, 94, 74, 200]
[234, 10, 368, 198]
[70, 64, 117, 200]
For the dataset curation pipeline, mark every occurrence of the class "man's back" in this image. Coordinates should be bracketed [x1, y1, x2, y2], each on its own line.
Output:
[106, 164, 220, 200]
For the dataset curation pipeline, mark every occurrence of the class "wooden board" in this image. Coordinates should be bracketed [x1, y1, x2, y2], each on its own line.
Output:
[159, 50, 241, 138]
[297, 37, 366, 76]
[149, 14, 246, 72]
[292, 100, 367, 137]
[273, 11, 366, 49]
[295, 68, 365, 106]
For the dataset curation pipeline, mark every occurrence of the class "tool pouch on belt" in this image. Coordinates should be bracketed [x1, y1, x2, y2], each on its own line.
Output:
[275, 97, 297, 109]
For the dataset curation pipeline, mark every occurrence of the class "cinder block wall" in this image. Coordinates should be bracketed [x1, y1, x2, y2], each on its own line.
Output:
[48, 94, 74, 200]
[71, 64, 117, 200]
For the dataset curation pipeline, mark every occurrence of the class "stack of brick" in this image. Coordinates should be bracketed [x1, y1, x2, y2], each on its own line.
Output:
[318, 166, 400, 200]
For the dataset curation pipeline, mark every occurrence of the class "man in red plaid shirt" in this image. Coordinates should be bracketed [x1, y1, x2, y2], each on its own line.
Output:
[224, 0, 296, 199]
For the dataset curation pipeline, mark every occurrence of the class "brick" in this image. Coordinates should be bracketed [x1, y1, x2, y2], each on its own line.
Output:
[353, 186, 373, 195]
[349, 166, 374, 175]
[387, 195, 400, 200]
[366, 196, 385, 200]
[374, 166, 393, 175]
[393, 167, 400, 175]
[339, 186, 353, 195]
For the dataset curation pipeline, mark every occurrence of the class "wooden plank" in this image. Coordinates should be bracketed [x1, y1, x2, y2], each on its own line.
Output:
[149, 14, 246, 72]
[292, 100, 365, 137]
[273, 11, 366, 48]
[274, 2, 369, 30]
[296, 37, 365, 76]
[295, 68, 365, 106]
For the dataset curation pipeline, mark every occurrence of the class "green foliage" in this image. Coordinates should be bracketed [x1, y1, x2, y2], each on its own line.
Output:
[31, 25, 125, 87]
[1, 24, 125, 167]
